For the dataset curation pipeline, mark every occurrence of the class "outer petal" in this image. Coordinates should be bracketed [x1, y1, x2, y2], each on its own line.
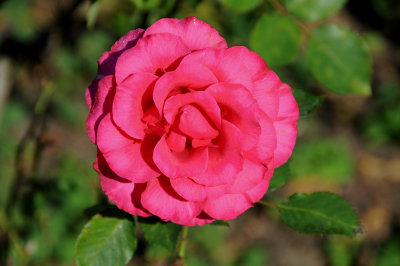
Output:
[153, 135, 208, 178]
[163, 91, 221, 129]
[153, 60, 218, 113]
[245, 111, 277, 164]
[115, 33, 191, 83]
[141, 176, 202, 226]
[273, 83, 299, 167]
[170, 177, 227, 202]
[252, 70, 281, 120]
[86, 75, 115, 143]
[95, 153, 151, 217]
[192, 120, 243, 187]
[144, 17, 227, 51]
[96, 114, 160, 182]
[206, 82, 261, 150]
[229, 159, 266, 194]
[98, 29, 145, 76]
[112, 73, 158, 139]
[245, 163, 275, 203]
[180, 47, 260, 90]
[204, 194, 252, 220]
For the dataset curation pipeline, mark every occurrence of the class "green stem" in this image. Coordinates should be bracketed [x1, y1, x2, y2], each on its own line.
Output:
[258, 200, 281, 209]
[178, 226, 188, 259]
[267, 0, 311, 34]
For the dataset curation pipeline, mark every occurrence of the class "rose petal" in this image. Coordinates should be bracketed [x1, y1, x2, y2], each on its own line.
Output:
[206, 82, 261, 150]
[115, 33, 191, 83]
[153, 60, 218, 113]
[273, 83, 299, 167]
[229, 159, 266, 194]
[86, 75, 115, 143]
[96, 114, 160, 182]
[112, 73, 158, 139]
[95, 153, 151, 217]
[141, 176, 202, 226]
[245, 111, 276, 163]
[144, 17, 227, 51]
[245, 163, 275, 203]
[253, 70, 281, 120]
[163, 91, 221, 129]
[192, 120, 243, 186]
[98, 29, 145, 76]
[166, 130, 187, 153]
[180, 47, 257, 90]
[170, 177, 227, 202]
[177, 105, 219, 139]
[153, 135, 208, 178]
[204, 194, 252, 220]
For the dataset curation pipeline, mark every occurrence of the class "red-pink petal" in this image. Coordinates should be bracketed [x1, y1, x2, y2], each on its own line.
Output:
[96, 114, 160, 182]
[153, 135, 208, 178]
[245, 111, 276, 163]
[98, 29, 145, 76]
[245, 164, 275, 203]
[206, 82, 261, 150]
[273, 83, 299, 167]
[86, 75, 115, 143]
[141, 176, 202, 226]
[229, 159, 266, 194]
[180, 47, 258, 90]
[192, 120, 243, 186]
[112, 73, 158, 139]
[115, 33, 191, 83]
[170, 177, 227, 202]
[153, 60, 218, 113]
[177, 105, 219, 139]
[95, 153, 151, 217]
[273, 118, 298, 167]
[166, 130, 187, 153]
[204, 194, 252, 220]
[253, 70, 281, 120]
[144, 17, 227, 51]
[163, 91, 221, 129]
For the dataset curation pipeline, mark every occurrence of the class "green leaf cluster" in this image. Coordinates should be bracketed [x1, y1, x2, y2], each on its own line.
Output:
[247, 0, 372, 101]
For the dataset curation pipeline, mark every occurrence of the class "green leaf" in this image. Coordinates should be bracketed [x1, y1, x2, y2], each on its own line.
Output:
[219, 0, 262, 13]
[250, 13, 302, 66]
[268, 163, 291, 192]
[139, 219, 182, 253]
[292, 89, 324, 116]
[278, 192, 361, 236]
[376, 238, 400, 266]
[75, 215, 137, 266]
[305, 24, 372, 95]
[284, 0, 347, 22]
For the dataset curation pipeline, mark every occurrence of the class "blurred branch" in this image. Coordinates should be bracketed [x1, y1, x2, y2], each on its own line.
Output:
[268, 0, 311, 34]
[0, 58, 12, 122]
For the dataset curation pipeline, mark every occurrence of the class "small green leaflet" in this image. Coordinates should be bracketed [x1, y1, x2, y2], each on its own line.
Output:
[75, 215, 137, 266]
[305, 24, 372, 95]
[250, 13, 302, 67]
[284, 0, 348, 22]
[292, 89, 324, 116]
[139, 219, 182, 253]
[278, 192, 361, 236]
[268, 163, 291, 192]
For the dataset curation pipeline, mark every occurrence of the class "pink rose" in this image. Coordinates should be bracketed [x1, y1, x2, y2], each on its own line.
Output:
[86, 17, 299, 226]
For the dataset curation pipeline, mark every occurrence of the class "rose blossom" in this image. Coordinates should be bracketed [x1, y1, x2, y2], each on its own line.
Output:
[86, 17, 299, 226]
